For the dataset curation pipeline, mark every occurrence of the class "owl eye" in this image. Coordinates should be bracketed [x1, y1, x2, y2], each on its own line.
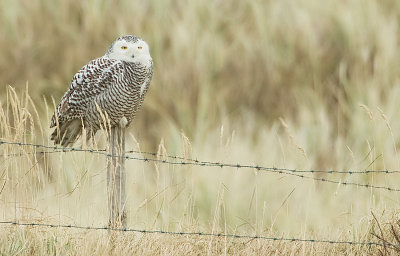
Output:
[121, 46, 128, 50]
[138, 46, 142, 50]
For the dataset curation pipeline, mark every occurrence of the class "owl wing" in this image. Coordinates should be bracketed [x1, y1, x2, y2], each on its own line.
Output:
[50, 57, 124, 128]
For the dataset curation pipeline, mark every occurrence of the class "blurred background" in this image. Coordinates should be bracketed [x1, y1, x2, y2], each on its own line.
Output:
[1, 0, 400, 241]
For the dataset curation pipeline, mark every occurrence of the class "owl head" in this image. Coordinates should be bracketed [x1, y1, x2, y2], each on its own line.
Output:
[105, 35, 152, 67]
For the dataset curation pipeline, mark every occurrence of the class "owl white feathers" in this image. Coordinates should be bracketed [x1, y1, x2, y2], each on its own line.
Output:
[50, 35, 153, 146]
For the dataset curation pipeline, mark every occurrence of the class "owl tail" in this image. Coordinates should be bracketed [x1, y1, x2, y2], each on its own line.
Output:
[51, 119, 82, 147]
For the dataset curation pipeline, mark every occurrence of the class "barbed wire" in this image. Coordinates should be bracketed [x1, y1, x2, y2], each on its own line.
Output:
[0, 140, 398, 175]
[1, 140, 400, 192]
[0, 220, 390, 247]
[4, 147, 400, 175]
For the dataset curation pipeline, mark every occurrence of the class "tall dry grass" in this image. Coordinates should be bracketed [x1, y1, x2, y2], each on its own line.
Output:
[1, 0, 400, 254]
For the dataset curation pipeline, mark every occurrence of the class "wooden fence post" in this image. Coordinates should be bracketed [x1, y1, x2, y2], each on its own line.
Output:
[107, 126, 127, 228]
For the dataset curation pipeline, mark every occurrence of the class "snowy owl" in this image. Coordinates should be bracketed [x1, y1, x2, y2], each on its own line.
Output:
[50, 35, 153, 146]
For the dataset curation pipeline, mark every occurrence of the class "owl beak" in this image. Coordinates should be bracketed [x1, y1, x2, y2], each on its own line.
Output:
[131, 54, 135, 58]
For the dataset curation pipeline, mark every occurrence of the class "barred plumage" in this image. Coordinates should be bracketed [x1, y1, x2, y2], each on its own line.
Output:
[50, 35, 153, 146]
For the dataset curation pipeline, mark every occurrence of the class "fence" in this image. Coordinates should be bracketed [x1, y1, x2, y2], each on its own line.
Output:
[0, 139, 399, 248]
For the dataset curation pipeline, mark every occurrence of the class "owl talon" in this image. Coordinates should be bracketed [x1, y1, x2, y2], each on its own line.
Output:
[119, 117, 128, 128]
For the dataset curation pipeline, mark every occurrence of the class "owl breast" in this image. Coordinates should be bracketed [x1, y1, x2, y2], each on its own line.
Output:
[87, 61, 153, 129]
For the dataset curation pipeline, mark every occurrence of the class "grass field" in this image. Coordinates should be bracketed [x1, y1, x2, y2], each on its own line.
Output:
[1, 0, 400, 255]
